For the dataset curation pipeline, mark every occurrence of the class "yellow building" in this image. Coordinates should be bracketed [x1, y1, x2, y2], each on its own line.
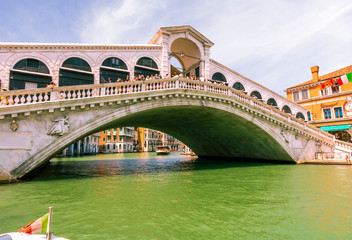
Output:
[286, 65, 352, 142]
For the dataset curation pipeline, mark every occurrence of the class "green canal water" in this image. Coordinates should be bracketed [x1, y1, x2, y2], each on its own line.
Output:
[1, 152, 352, 239]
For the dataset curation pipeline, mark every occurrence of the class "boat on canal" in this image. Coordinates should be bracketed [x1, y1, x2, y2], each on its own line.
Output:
[155, 145, 171, 155]
[1, 207, 69, 240]
[0, 232, 69, 240]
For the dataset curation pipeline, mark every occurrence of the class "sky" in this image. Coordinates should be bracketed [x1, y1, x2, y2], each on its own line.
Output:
[1, 0, 352, 96]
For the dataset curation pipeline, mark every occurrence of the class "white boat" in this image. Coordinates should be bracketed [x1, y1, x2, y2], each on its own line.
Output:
[0, 232, 69, 240]
[155, 145, 171, 155]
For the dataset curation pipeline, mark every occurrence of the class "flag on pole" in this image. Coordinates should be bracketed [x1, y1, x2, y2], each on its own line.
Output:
[18, 213, 49, 234]
[337, 72, 352, 86]
[320, 78, 335, 90]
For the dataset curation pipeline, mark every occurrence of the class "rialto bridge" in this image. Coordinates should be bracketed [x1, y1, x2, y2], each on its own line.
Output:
[0, 25, 348, 183]
[0, 78, 341, 183]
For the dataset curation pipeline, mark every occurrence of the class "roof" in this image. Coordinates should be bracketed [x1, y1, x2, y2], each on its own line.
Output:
[149, 25, 214, 47]
[288, 64, 352, 89]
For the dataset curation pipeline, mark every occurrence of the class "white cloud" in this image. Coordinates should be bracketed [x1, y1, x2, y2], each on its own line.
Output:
[77, 0, 352, 94]
[80, 0, 167, 43]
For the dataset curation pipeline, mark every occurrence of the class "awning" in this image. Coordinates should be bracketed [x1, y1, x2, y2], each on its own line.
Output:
[319, 125, 351, 132]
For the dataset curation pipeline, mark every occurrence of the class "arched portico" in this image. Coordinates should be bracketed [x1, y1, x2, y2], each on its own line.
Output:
[170, 38, 201, 78]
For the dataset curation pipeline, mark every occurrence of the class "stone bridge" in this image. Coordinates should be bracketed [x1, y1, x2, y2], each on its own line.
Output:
[0, 78, 337, 182]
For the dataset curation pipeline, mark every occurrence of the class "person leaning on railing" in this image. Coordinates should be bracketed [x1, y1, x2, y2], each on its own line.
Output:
[0, 87, 9, 105]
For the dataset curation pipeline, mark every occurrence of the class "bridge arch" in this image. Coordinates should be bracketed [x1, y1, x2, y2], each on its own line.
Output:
[9, 58, 52, 90]
[170, 37, 201, 78]
[12, 96, 303, 180]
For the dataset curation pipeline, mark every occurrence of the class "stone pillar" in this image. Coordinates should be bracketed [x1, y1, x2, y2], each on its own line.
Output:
[2, 67, 10, 89]
[160, 32, 171, 77]
[92, 66, 100, 84]
[52, 68, 60, 86]
[203, 44, 211, 80]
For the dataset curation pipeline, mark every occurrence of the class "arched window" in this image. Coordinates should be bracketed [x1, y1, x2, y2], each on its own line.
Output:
[232, 82, 245, 91]
[10, 58, 51, 90]
[13, 58, 50, 74]
[134, 57, 159, 77]
[212, 72, 227, 82]
[62, 57, 91, 72]
[250, 91, 262, 100]
[282, 105, 292, 114]
[296, 112, 305, 120]
[59, 57, 93, 86]
[100, 57, 129, 83]
[267, 98, 277, 107]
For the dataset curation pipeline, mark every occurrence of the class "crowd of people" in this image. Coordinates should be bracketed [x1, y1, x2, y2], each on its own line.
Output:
[101, 73, 229, 86]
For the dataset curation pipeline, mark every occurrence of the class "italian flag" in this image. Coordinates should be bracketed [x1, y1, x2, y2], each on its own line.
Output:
[18, 213, 48, 234]
[337, 72, 352, 86]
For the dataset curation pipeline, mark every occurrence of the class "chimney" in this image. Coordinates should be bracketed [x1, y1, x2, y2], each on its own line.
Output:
[311, 66, 319, 82]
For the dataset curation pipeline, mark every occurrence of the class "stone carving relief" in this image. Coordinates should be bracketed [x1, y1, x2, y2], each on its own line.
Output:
[280, 128, 289, 143]
[10, 119, 18, 132]
[48, 116, 70, 136]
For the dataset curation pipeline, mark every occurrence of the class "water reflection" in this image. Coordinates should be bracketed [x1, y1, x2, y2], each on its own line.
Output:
[37, 152, 283, 181]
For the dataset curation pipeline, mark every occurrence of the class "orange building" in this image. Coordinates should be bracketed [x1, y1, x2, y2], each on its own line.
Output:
[286, 65, 352, 142]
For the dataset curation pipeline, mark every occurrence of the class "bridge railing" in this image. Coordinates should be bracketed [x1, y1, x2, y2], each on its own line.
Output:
[0, 77, 334, 141]
[334, 139, 352, 152]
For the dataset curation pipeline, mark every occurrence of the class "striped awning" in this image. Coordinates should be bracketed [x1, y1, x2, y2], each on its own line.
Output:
[319, 125, 351, 132]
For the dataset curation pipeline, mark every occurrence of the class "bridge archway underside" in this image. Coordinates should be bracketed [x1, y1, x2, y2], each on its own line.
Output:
[0, 87, 334, 182]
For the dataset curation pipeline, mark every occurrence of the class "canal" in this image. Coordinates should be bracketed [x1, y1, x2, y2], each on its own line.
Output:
[1, 152, 352, 239]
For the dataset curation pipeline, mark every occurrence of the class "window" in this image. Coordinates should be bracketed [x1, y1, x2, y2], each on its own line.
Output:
[323, 108, 332, 119]
[293, 91, 299, 101]
[331, 82, 340, 94]
[103, 138, 106, 142]
[212, 72, 227, 82]
[232, 82, 245, 91]
[307, 111, 312, 121]
[107, 136, 111, 142]
[334, 107, 343, 118]
[321, 88, 328, 96]
[302, 89, 308, 100]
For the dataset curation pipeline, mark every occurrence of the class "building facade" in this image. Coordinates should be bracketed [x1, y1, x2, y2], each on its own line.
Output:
[0, 25, 306, 119]
[60, 133, 100, 156]
[286, 65, 352, 142]
[99, 127, 135, 153]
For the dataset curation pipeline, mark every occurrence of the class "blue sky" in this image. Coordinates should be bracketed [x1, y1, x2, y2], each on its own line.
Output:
[1, 0, 352, 96]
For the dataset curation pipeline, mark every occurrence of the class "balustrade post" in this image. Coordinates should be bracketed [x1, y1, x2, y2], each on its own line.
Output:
[51, 91, 58, 101]
[141, 81, 146, 92]
[100, 87, 106, 96]
[175, 80, 179, 88]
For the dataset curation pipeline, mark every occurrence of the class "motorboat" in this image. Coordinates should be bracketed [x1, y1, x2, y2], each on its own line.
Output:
[155, 145, 171, 155]
[0, 232, 69, 240]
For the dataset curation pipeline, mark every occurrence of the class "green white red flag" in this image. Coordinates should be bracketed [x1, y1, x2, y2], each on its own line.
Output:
[337, 72, 352, 86]
[18, 213, 48, 234]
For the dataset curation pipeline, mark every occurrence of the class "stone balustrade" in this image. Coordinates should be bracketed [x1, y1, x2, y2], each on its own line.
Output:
[0, 77, 334, 143]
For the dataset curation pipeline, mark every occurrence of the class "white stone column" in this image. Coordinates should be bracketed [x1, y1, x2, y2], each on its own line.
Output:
[52, 68, 60, 86]
[160, 32, 171, 77]
[203, 44, 211, 80]
[92, 66, 100, 84]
